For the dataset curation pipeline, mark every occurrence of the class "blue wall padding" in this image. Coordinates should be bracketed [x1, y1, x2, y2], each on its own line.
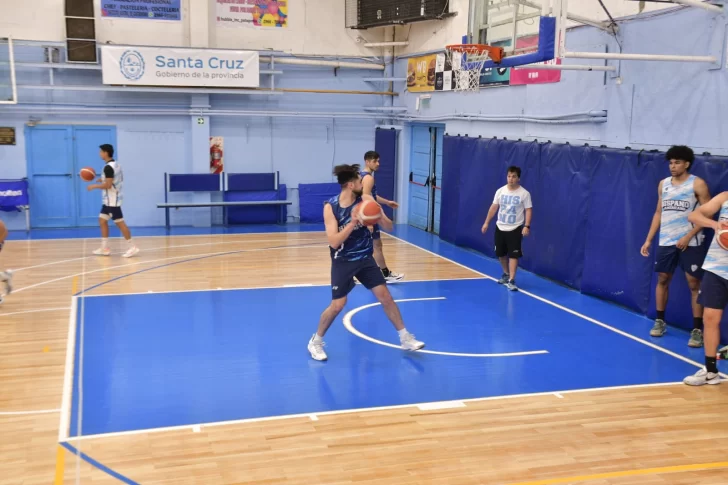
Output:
[299, 183, 341, 223]
[374, 128, 398, 220]
[441, 135, 728, 340]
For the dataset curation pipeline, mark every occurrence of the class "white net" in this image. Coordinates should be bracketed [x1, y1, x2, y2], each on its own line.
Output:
[444, 46, 492, 92]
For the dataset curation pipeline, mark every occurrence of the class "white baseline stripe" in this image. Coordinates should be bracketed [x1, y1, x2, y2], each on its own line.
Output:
[58, 296, 78, 442]
[0, 307, 70, 317]
[0, 408, 60, 416]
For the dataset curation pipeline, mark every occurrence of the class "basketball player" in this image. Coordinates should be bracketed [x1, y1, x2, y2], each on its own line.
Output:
[640, 146, 710, 347]
[361, 150, 404, 283]
[0, 219, 13, 304]
[481, 166, 532, 291]
[307, 164, 424, 361]
[683, 190, 728, 385]
[87, 144, 139, 258]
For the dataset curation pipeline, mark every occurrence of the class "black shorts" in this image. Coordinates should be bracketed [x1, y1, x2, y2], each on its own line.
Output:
[495, 225, 523, 259]
[99, 205, 124, 222]
[698, 270, 728, 310]
[654, 245, 705, 279]
[331, 256, 386, 299]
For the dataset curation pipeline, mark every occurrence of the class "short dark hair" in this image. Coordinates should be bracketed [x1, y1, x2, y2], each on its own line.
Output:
[665, 145, 694, 170]
[507, 165, 521, 178]
[333, 164, 360, 186]
[364, 151, 379, 161]
[99, 144, 114, 158]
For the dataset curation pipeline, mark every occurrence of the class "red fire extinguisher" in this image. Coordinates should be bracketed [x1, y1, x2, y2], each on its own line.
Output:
[210, 142, 223, 174]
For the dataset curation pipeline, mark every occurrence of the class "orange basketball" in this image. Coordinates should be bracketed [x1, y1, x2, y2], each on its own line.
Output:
[717, 224, 728, 250]
[357, 199, 382, 226]
[79, 167, 96, 182]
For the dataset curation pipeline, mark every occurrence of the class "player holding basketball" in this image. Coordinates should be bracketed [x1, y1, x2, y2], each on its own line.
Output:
[307, 164, 424, 361]
[86, 144, 139, 258]
[361, 150, 404, 283]
[481, 166, 532, 291]
[682, 191, 728, 385]
[0, 219, 13, 304]
[640, 146, 710, 347]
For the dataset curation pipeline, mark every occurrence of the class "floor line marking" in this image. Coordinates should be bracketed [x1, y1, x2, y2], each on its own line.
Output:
[0, 307, 70, 317]
[342, 297, 549, 358]
[0, 408, 60, 416]
[309, 415, 319, 421]
[53, 445, 65, 485]
[61, 381, 684, 443]
[60, 442, 140, 485]
[58, 295, 78, 442]
[553, 393, 564, 399]
[505, 460, 728, 485]
[384, 233, 726, 377]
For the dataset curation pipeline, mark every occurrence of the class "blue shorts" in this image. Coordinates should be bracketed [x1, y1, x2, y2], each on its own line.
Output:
[654, 245, 705, 279]
[698, 270, 728, 310]
[371, 223, 381, 240]
[331, 256, 385, 299]
[99, 205, 124, 222]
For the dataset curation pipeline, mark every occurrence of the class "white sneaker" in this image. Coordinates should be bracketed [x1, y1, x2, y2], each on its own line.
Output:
[93, 247, 111, 256]
[400, 332, 425, 351]
[385, 271, 405, 283]
[683, 368, 721, 386]
[122, 246, 140, 258]
[0, 270, 13, 296]
[308, 334, 328, 361]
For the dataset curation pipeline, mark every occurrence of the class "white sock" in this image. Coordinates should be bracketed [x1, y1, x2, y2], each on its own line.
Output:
[101, 238, 109, 249]
[313, 333, 323, 342]
[127, 238, 135, 247]
[398, 328, 408, 338]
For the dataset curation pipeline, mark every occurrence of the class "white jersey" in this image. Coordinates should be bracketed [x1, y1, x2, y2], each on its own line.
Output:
[493, 185, 532, 232]
[658, 175, 701, 247]
[702, 201, 728, 280]
[102, 160, 124, 207]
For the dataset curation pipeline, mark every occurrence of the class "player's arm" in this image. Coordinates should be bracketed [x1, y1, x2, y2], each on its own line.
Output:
[323, 203, 358, 248]
[678, 178, 712, 247]
[361, 193, 393, 231]
[87, 166, 114, 191]
[482, 190, 501, 233]
[640, 180, 663, 256]
[688, 191, 728, 231]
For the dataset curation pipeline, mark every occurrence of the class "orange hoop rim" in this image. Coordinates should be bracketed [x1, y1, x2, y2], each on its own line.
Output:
[445, 43, 492, 53]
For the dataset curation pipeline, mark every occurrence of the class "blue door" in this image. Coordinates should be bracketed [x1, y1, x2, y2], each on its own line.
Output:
[27, 126, 76, 228]
[74, 127, 117, 226]
[408, 125, 433, 230]
[433, 127, 444, 235]
[27, 124, 117, 228]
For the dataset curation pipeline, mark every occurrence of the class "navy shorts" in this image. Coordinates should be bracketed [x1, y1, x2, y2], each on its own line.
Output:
[331, 256, 385, 299]
[99, 205, 124, 222]
[698, 270, 728, 310]
[654, 245, 705, 279]
[371, 223, 381, 240]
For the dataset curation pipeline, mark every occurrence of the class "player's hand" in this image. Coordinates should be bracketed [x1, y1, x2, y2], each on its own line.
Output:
[87, 185, 94, 192]
[96, 178, 102, 183]
[387, 200, 399, 209]
[481, 223, 488, 234]
[523, 227, 530, 237]
[640, 241, 651, 257]
[350, 205, 363, 225]
[714, 221, 728, 232]
[676, 235, 690, 251]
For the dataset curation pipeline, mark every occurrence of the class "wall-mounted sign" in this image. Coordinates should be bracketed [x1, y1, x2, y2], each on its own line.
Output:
[0, 127, 16, 145]
[101, 0, 182, 21]
[216, 0, 288, 28]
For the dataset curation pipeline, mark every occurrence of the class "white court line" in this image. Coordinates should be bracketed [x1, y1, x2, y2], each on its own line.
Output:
[342, 297, 549, 358]
[60, 380, 686, 443]
[0, 307, 70, 317]
[554, 393, 564, 399]
[8, 229, 327, 244]
[384, 233, 727, 377]
[58, 296, 78, 442]
[79, 276, 487, 298]
[0, 408, 60, 416]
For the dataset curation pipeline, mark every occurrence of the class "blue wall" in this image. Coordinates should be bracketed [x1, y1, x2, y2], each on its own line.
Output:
[0, 44, 384, 230]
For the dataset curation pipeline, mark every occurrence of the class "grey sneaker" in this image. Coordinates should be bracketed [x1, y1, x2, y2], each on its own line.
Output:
[650, 319, 666, 337]
[683, 368, 720, 386]
[497, 273, 509, 285]
[0, 270, 12, 296]
[505, 279, 518, 291]
[688, 329, 704, 348]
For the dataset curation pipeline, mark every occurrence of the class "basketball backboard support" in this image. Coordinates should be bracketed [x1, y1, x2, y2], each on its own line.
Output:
[0, 38, 18, 105]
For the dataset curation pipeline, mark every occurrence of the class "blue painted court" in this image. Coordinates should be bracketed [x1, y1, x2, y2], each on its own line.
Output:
[66, 227, 716, 438]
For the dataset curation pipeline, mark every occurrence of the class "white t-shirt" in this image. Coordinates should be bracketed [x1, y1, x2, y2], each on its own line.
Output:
[493, 185, 532, 231]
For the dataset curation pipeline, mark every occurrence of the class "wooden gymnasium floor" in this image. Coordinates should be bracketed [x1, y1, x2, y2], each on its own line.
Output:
[2, 226, 728, 485]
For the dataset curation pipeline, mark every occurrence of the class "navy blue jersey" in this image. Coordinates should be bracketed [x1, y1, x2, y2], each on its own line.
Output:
[326, 194, 373, 261]
[361, 170, 378, 200]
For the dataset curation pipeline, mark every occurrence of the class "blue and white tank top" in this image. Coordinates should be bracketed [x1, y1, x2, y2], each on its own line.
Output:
[702, 201, 728, 280]
[326, 194, 373, 262]
[659, 175, 702, 247]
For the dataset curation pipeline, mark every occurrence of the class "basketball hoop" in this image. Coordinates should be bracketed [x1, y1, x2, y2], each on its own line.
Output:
[444, 44, 504, 92]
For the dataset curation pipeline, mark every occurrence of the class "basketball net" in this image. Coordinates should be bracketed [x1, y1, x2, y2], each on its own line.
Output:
[444, 45, 500, 92]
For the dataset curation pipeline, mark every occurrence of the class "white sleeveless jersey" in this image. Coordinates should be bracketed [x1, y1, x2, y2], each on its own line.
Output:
[102, 161, 124, 207]
[658, 175, 702, 247]
[702, 201, 728, 280]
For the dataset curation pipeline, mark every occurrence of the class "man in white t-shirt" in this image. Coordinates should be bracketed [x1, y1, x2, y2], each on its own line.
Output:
[481, 166, 533, 291]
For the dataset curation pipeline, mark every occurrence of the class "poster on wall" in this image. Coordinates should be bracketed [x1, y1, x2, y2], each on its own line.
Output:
[101, 0, 182, 21]
[509, 34, 562, 85]
[210, 137, 224, 174]
[101, 46, 260, 88]
[216, 0, 288, 28]
[407, 53, 455, 92]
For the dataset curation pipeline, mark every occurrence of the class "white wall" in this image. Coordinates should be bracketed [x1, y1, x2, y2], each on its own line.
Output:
[0, 0, 386, 56]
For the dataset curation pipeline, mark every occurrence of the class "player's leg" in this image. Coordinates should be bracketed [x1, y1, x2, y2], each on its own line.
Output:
[494, 227, 510, 284]
[110, 208, 139, 258]
[505, 227, 523, 291]
[93, 206, 112, 256]
[651, 246, 678, 337]
[308, 260, 357, 361]
[0, 219, 12, 302]
[684, 271, 725, 386]
[372, 225, 403, 282]
[681, 247, 705, 347]
[358, 257, 424, 350]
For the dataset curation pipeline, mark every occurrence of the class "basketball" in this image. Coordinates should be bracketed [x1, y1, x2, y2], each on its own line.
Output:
[717, 225, 728, 250]
[357, 199, 382, 226]
[79, 167, 96, 182]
